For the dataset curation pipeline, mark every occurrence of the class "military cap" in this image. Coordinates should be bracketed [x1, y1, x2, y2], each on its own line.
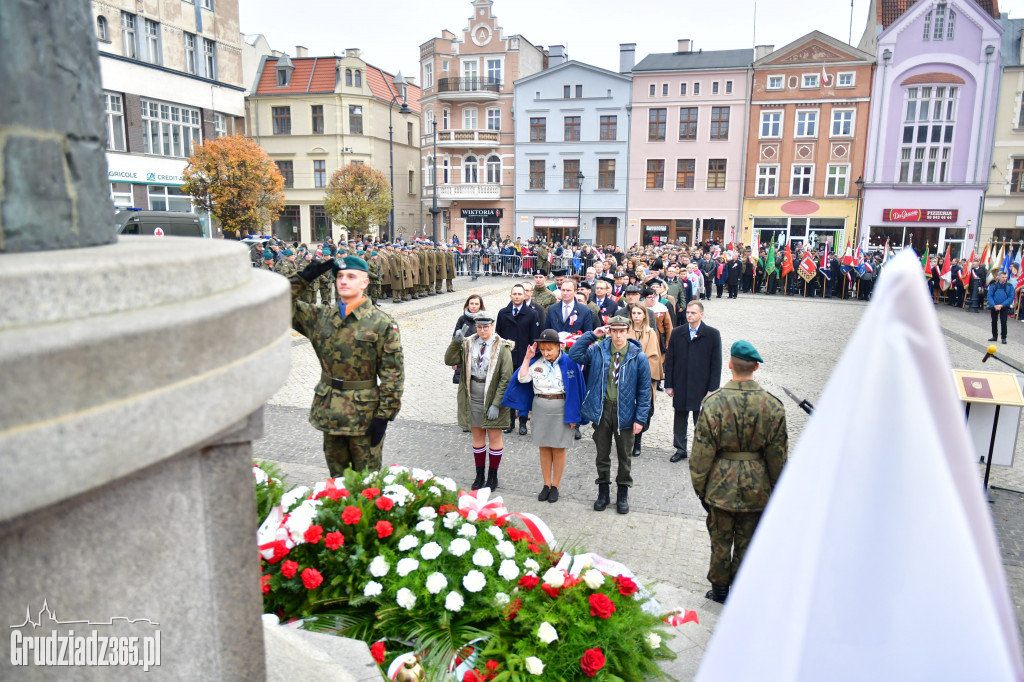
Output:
[730, 340, 764, 363]
[598, 276, 615, 287]
[261, 249, 274, 260]
[647, 278, 665, 287]
[333, 254, 369, 273]
[532, 268, 548, 277]
[578, 281, 592, 290]
[471, 311, 496, 325]
[607, 315, 630, 329]
[641, 287, 656, 298]
[624, 284, 642, 294]
[282, 249, 294, 257]
[551, 268, 568, 277]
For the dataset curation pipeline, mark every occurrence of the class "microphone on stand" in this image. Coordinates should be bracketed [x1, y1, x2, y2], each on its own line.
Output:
[982, 345, 997, 363]
[981, 345, 1024, 373]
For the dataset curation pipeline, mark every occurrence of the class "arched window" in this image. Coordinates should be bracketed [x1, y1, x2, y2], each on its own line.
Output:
[486, 155, 501, 184]
[354, 70, 362, 87]
[426, 156, 434, 185]
[345, 69, 352, 86]
[96, 15, 108, 41]
[464, 156, 478, 184]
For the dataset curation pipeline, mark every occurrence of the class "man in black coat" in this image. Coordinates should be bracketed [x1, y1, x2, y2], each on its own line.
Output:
[591, 277, 620, 322]
[496, 283, 540, 435]
[726, 254, 741, 299]
[664, 300, 722, 462]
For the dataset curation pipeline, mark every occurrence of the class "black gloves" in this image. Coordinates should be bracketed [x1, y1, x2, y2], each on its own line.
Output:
[368, 417, 389, 447]
[298, 258, 334, 283]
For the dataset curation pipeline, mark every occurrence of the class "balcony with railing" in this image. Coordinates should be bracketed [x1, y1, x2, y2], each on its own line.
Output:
[424, 183, 502, 202]
[428, 128, 503, 148]
[435, 77, 502, 100]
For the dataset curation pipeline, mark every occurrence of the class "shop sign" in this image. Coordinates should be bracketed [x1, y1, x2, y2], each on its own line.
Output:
[882, 208, 958, 223]
[645, 225, 668, 232]
[461, 208, 503, 218]
[106, 153, 186, 186]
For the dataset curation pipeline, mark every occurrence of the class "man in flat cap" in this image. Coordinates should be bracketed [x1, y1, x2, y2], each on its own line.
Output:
[289, 255, 405, 475]
[689, 340, 787, 604]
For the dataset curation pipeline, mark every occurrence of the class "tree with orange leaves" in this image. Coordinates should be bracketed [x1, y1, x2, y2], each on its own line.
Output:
[323, 163, 391, 237]
[181, 135, 285, 237]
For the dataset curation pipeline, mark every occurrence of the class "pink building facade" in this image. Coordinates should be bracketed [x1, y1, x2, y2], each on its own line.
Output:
[627, 41, 752, 247]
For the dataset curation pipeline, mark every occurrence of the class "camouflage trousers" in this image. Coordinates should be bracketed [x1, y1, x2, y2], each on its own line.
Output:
[368, 283, 381, 304]
[706, 507, 763, 586]
[323, 433, 383, 477]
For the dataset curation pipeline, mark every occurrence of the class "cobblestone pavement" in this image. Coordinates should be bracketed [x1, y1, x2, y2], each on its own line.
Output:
[259, 277, 1024, 672]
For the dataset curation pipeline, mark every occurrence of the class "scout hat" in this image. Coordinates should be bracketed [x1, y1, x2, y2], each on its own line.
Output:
[730, 340, 764, 363]
[534, 328, 561, 345]
[607, 315, 630, 329]
[333, 255, 369, 273]
[472, 311, 495, 325]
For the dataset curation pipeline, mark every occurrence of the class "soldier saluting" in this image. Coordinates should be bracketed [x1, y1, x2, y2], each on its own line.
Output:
[690, 340, 787, 604]
[291, 255, 405, 475]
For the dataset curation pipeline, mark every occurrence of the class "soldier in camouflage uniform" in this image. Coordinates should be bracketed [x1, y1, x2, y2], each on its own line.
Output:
[273, 249, 298, 278]
[290, 254, 405, 475]
[689, 340, 787, 604]
[317, 248, 334, 305]
[531, 270, 557, 309]
[260, 249, 275, 271]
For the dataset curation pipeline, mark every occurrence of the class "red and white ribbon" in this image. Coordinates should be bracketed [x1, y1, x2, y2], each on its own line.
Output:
[457, 488, 508, 520]
[508, 512, 556, 548]
[664, 609, 700, 626]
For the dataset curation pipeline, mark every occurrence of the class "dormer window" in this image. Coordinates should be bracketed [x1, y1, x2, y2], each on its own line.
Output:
[345, 69, 352, 86]
[277, 69, 289, 86]
[354, 69, 362, 87]
[275, 54, 294, 88]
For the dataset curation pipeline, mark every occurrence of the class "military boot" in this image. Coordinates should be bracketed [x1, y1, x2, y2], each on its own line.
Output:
[616, 485, 629, 514]
[631, 432, 642, 457]
[705, 584, 729, 604]
[485, 468, 498, 491]
[594, 484, 610, 511]
[471, 466, 485, 491]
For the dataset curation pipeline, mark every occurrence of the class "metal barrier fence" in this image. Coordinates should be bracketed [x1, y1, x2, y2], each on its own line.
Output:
[452, 253, 590, 278]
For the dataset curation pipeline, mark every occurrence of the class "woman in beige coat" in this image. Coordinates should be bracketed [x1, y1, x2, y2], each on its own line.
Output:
[627, 302, 661, 457]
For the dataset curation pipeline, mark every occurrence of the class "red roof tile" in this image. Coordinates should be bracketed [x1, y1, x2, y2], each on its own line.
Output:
[366, 65, 422, 113]
[256, 57, 337, 95]
[878, 0, 999, 28]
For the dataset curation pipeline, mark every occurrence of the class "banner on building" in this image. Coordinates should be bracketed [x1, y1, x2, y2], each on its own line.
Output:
[882, 209, 958, 223]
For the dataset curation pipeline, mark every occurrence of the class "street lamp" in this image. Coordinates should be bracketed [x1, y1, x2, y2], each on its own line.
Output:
[389, 71, 412, 242]
[854, 175, 865, 248]
[576, 171, 585, 244]
[428, 120, 440, 244]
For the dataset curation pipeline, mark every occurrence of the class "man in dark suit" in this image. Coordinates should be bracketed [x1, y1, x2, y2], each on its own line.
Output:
[547, 278, 595, 334]
[591, 277, 619, 323]
[496, 283, 540, 435]
[726, 253, 742, 299]
[664, 300, 722, 462]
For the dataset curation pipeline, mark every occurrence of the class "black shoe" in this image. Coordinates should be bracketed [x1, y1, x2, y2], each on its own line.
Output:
[989, 337, 998, 342]
[471, 466, 485, 491]
[538, 485, 550, 502]
[518, 422, 528, 436]
[574, 425, 582, 440]
[1003, 338, 1008, 344]
[705, 584, 729, 604]
[594, 483, 610, 511]
[670, 452, 687, 463]
[616, 485, 629, 514]
[632, 432, 642, 457]
[485, 469, 498, 491]
[503, 425, 515, 434]
[548, 486, 559, 503]
[656, 381, 664, 392]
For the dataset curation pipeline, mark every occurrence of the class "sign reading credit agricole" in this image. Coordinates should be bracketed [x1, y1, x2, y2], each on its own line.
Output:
[882, 208, 958, 223]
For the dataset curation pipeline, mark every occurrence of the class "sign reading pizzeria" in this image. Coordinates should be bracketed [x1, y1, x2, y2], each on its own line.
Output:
[461, 208, 503, 218]
[882, 208, 958, 223]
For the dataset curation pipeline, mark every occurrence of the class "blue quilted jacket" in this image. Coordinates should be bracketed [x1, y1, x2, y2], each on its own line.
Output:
[568, 333, 652, 432]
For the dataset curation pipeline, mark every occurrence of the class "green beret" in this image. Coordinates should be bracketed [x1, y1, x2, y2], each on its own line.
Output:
[607, 316, 630, 328]
[261, 249, 273, 259]
[730, 340, 764, 363]
[333, 254, 369, 273]
[282, 249, 294, 256]
[370, 250, 378, 256]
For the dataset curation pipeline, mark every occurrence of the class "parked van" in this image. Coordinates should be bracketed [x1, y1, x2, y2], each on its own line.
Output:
[116, 210, 205, 238]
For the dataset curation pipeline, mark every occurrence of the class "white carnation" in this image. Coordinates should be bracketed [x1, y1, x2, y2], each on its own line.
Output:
[280, 486, 310, 510]
[536, 621, 558, 645]
[471, 548, 494, 568]
[523, 558, 540, 572]
[363, 581, 383, 597]
[418, 506, 438, 521]
[396, 558, 420, 577]
[463, 570, 486, 593]
[425, 572, 448, 594]
[647, 633, 662, 649]
[525, 656, 545, 676]
[388, 464, 409, 474]
[383, 474, 397, 485]
[369, 555, 390, 577]
[396, 587, 416, 610]
[494, 592, 510, 606]
[415, 520, 435, 537]
[486, 526, 504, 542]
[398, 535, 420, 552]
[542, 567, 565, 588]
[283, 499, 321, 542]
[253, 466, 269, 485]
[443, 511, 463, 529]
[497, 559, 520, 581]
[411, 468, 432, 482]
[444, 591, 464, 612]
[458, 523, 478, 539]
[434, 476, 457, 492]
[383, 484, 412, 507]
[582, 569, 605, 590]
[495, 540, 515, 559]
[448, 538, 471, 557]
[428, 485, 442, 496]
[420, 541, 442, 561]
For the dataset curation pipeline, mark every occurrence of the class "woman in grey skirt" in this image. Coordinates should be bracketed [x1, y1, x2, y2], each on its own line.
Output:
[507, 329, 585, 503]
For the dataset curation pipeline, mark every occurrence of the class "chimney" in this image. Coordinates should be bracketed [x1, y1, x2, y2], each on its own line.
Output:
[754, 44, 774, 60]
[346, 48, 361, 60]
[619, 43, 636, 74]
[549, 45, 566, 67]
[295, 45, 308, 58]
[677, 39, 691, 53]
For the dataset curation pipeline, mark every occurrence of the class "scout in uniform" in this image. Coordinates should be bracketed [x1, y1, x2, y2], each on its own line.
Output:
[531, 269, 557, 309]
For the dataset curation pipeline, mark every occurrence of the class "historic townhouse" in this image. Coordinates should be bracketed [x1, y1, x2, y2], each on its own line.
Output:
[860, 0, 1002, 257]
[248, 48, 422, 241]
[93, 0, 245, 236]
[513, 51, 632, 246]
[418, 0, 545, 242]
[627, 41, 752, 247]
[981, 15, 1024, 245]
[741, 32, 875, 253]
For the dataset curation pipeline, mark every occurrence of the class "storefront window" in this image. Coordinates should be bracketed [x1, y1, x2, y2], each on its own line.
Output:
[808, 218, 846, 252]
[148, 185, 192, 212]
[466, 216, 500, 243]
[274, 205, 301, 238]
[110, 182, 133, 208]
[311, 205, 329, 241]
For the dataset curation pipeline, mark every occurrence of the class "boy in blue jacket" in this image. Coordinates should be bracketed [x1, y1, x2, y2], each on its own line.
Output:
[988, 270, 1015, 344]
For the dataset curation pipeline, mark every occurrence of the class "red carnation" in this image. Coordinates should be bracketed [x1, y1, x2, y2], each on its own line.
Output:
[362, 487, 380, 500]
[375, 520, 393, 539]
[527, 543, 540, 553]
[505, 598, 522, 620]
[518, 575, 540, 590]
[303, 525, 323, 544]
[589, 593, 616, 619]
[260, 575, 271, 594]
[615, 574, 638, 596]
[484, 660, 500, 679]
[541, 584, 560, 599]
[439, 504, 457, 513]
[341, 506, 362, 525]
[369, 641, 386, 665]
[315, 487, 348, 501]
[324, 531, 344, 550]
[301, 567, 323, 590]
[280, 560, 298, 579]
[265, 540, 290, 564]
[463, 671, 483, 682]
[562, 574, 580, 588]
[580, 648, 606, 677]
[492, 516, 507, 527]
[375, 496, 395, 511]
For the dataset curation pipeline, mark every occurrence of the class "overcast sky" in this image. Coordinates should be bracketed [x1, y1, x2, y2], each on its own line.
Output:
[239, 0, 1024, 78]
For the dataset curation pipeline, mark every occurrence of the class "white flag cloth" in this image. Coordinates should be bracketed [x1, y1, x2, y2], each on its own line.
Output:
[696, 251, 1023, 682]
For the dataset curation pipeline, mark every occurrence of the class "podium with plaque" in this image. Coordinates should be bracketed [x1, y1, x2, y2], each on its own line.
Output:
[953, 369, 1024, 499]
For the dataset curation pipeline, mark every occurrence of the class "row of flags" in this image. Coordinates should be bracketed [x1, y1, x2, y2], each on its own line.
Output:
[925, 242, 1024, 292]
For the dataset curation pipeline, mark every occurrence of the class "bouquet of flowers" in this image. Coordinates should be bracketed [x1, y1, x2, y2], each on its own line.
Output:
[557, 331, 583, 351]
